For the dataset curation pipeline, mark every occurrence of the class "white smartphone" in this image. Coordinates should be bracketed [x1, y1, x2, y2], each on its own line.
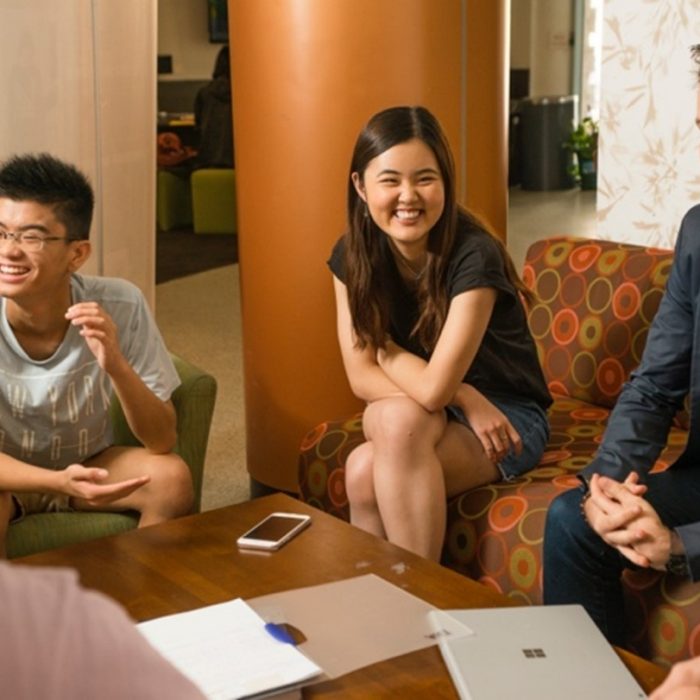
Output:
[236, 512, 312, 551]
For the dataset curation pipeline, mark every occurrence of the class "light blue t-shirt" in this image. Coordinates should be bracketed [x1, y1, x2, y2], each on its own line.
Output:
[0, 274, 180, 469]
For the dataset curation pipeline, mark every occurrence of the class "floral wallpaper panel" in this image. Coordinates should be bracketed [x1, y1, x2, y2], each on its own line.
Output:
[598, 0, 700, 248]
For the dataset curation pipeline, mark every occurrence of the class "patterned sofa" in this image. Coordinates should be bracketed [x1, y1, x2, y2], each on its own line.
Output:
[298, 236, 698, 666]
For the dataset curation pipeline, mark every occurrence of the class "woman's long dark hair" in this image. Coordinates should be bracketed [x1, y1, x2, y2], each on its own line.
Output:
[345, 105, 530, 352]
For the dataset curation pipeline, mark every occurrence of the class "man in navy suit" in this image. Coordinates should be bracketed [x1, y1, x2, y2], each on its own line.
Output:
[543, 44, 700, 649]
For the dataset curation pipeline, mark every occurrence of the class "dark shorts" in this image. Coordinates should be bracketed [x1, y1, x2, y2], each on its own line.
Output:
[446, 393, 550, 481]
[10, 492, 74, 523]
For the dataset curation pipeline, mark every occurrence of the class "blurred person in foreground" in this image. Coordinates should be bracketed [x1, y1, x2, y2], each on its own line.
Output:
[1, 561, 204, 698]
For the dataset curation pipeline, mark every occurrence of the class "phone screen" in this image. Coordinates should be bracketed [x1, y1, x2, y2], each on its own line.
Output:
[243, 515, 306, 542]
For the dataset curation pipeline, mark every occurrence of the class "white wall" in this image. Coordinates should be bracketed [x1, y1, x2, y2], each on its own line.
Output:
[511, 0, 532, 69]
[597, 0, 700, 248]
[158, 0, 222, 79]
[0, 0, 157, 304]
[529, 0, 573, 96]
[579, 0, 602, 118]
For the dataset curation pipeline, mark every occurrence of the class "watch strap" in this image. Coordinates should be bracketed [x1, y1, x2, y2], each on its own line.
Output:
[666, 552, 690, 578]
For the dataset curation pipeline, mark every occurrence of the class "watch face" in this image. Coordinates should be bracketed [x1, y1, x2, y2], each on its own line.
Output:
[666, 554, 689, 577]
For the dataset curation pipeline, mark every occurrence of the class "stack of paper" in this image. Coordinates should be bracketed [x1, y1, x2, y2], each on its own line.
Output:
[138, 598, 321, 700]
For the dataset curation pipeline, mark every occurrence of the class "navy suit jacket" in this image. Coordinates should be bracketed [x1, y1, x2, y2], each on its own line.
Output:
[582, 204, 700, 578]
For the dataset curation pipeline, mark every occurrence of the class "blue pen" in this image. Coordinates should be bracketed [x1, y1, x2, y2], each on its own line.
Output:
[264, 622, 297, 645]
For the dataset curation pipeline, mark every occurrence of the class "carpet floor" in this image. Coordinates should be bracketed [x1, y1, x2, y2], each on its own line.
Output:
[156, 265, 249, 511]
[156, 227, 238, 283]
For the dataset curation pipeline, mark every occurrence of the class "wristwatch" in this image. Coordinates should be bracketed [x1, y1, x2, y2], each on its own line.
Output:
[666, 552, 690, 578]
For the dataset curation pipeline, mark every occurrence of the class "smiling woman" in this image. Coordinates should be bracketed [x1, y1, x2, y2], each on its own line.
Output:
[328, 106, 552, 561]
[351, 138, 445, 264]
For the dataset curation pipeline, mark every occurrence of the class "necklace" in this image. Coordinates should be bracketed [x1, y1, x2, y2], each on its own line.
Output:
[394, 251, 428, 281]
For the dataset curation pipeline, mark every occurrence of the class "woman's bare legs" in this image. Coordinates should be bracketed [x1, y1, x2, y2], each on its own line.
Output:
[437, 422, 500, 498]
[345, 396, 499, 561]
[345, 441, 387, 540]
[345, 396, 444, 557]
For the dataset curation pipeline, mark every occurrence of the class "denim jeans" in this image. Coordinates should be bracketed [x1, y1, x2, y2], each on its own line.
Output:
[446, 394, 549, 481]
[543, 467, 700, 648]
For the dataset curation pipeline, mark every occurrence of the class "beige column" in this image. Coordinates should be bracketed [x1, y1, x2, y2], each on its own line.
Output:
[0, 0, 157, 304]
[229, 0, 507, 492]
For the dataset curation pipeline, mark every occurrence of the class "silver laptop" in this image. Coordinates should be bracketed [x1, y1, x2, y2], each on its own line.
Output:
[429, 605, 646, 700]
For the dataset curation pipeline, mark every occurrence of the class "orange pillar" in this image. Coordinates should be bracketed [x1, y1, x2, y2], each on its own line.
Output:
[229, 0, 507, 492]
[465, 0, 509, 237]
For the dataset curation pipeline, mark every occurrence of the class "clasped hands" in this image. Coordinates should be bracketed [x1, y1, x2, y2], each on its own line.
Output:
[583, 472, 677, 571]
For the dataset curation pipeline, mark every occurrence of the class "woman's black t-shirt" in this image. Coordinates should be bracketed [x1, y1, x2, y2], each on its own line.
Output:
[328, 219, 552, 410]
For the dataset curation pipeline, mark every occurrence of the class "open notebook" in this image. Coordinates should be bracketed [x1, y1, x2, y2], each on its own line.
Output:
[138, 598, 321, 700]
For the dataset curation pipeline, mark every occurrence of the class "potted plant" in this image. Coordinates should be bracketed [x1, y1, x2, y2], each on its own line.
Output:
[564, 116, 598, 190]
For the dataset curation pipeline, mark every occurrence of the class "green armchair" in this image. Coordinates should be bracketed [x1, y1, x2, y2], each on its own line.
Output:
[7, 354, 217, 559]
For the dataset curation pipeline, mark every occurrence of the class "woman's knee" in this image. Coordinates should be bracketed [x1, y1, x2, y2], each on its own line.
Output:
[364, 397, 444, 447]
[345, 443, 376, 508]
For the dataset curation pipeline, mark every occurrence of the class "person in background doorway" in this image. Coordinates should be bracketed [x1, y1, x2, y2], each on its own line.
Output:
[193, 44, 234, 169]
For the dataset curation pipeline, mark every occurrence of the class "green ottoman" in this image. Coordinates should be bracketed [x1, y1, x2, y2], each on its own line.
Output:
[157, 169, 193, 231]
[191, 168, 237, 235]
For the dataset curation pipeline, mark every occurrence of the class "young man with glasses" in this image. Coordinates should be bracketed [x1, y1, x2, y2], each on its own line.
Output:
[0, 153, 193, 556]
[543, 45, 700, 661]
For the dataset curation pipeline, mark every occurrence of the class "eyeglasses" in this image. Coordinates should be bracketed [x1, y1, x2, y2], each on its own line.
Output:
[0, 230, 71, 252]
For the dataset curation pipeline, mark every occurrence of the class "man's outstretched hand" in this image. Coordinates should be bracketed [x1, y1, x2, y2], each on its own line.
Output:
[58, 464, 150, 506]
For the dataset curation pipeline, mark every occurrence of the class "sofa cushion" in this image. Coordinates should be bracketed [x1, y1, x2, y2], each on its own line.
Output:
[524, 237, 674, 408]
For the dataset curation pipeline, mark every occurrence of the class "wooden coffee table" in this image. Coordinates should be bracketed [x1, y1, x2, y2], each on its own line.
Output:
[16, 493, 667, 697]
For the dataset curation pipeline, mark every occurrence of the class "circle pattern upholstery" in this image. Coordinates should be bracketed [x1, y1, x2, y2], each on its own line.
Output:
[524, 238, 673, 409]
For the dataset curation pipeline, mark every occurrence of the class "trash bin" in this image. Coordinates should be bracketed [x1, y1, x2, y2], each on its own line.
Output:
[519, 95, 578, 191]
